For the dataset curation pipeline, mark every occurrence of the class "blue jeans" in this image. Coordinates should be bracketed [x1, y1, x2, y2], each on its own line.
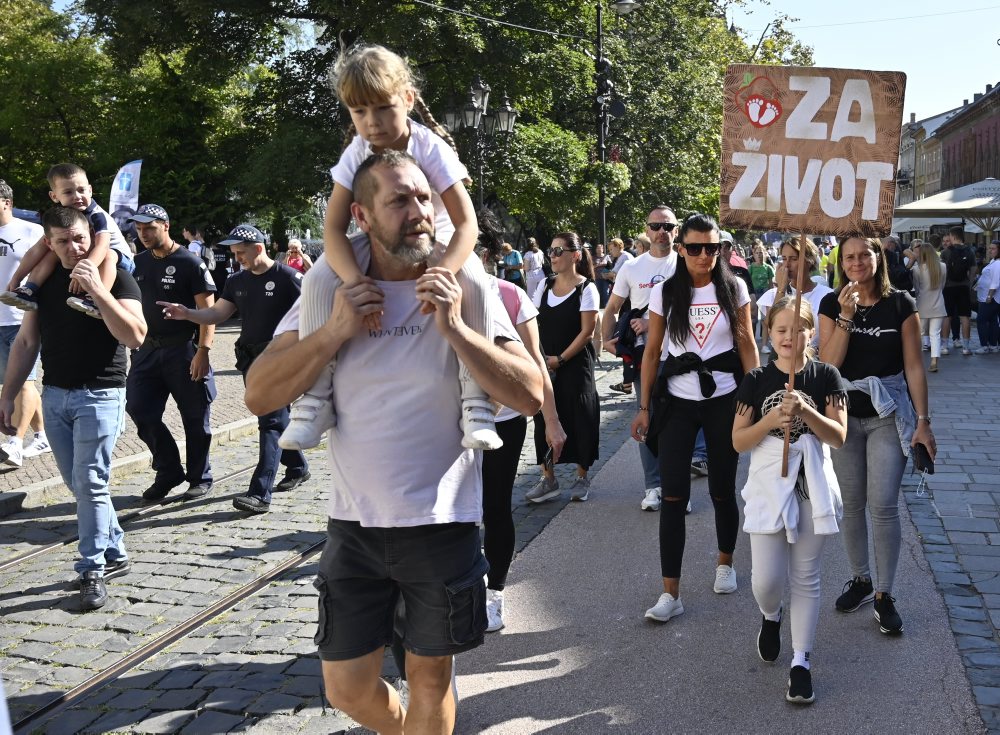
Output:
[635, 387, 660, 490]
[693, 429, 707, 462]
[977, 300, 1000, 347]
[0, 324, 39, 380]
[43, 385, 127, 575]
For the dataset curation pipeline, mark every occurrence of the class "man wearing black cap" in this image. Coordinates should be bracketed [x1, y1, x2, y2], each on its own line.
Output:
[127, 203, 217, 502]
[158, 224, 309, 513]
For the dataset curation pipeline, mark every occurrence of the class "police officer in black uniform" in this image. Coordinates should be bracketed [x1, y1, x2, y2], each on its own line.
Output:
[157, 224, 309, 514]
[127, 204, 217, 502]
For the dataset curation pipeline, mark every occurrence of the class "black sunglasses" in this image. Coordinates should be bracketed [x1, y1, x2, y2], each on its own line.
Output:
[683, 242, 721, 256]
[548, 246, 579, 257]
[646, 222, 677, 232]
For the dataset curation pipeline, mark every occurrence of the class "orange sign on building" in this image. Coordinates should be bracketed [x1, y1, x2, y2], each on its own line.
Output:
[720, 64, 907, 237]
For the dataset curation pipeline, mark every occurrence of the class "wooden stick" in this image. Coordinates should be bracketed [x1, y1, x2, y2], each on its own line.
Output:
[781, 234, 809, 477]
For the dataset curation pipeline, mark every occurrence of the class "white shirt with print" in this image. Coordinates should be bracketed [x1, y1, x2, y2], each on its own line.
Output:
[649, 278, 750, 400]
[0, 218, 43, 326]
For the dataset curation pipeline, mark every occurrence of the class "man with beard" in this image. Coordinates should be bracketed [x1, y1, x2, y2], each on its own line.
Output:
[244, 150, 543, 735]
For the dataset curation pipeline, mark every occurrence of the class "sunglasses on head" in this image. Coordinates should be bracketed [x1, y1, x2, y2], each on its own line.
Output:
[646, 222, 677, 232]
[548, 246, 578, 257]
[683, 242, 721, 257]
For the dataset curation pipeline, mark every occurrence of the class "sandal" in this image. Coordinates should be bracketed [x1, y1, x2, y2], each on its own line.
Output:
[610, 382, 633, 394]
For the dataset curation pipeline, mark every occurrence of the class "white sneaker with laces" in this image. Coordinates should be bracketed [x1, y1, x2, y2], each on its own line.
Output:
[461, 398, 503, 450]
[975, 346, 992, 355]
[486, 589, 505, 632]
[0, 440, 23, 468]
[279, 393, 336, 450]
[645, 592, 684, 622]
[22, 435, 51, 458]
[641, 487, 661, 511]
[714, 564, 738, 594]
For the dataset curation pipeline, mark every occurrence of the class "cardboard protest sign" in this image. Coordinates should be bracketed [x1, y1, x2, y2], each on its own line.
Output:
[720, 65, 906, 238]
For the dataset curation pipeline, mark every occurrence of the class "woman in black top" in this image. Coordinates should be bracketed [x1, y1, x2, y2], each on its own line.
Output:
[525, 232, 600, 504]
[818, 235, 936, 635]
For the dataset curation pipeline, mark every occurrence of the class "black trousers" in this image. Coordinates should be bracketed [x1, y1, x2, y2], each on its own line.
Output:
[481, 416, 528, 591]
[656, 392, 740, 578]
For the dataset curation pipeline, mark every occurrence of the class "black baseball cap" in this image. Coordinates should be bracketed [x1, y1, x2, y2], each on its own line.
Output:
[219, 224, 266, 246]
[129, 204, 169, 223]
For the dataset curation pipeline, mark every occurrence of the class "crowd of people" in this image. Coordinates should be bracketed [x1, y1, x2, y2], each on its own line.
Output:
[0, 40, 995, 734]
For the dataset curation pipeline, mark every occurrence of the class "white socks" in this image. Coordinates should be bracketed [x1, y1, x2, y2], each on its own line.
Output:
[792, 650, 810, 670]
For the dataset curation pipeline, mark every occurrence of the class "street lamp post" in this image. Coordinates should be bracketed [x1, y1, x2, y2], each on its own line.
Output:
[595, 1, 640, 248]
[445, 77, 518, 212]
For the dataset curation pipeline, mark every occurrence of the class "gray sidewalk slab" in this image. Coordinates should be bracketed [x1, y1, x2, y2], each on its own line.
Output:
[456, 438, 984, 734]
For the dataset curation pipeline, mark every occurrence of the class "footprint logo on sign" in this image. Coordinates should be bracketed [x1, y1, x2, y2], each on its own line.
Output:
[735, 73, 783, 129]
[745, 96, 781, 127]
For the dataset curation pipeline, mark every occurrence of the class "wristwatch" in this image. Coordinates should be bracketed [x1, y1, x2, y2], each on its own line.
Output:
[557, 355, 566, 367]
[917, 415, 931, 423]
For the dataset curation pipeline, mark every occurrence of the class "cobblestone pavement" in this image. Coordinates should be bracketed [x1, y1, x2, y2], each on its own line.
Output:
[2, 333, 1000, 733]
[899, 345, 1000, 733]
[0, 356, 637, 734]
[0, 321, 250, 508]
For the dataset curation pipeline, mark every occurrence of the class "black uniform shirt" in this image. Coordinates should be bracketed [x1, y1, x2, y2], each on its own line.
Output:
[222, 262, 302, 344]
[133, 246, 216, 339]
[38, 266, 141, 389]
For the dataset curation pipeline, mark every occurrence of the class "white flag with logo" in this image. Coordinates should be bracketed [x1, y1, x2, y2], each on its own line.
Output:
[108, 159, 142, 221]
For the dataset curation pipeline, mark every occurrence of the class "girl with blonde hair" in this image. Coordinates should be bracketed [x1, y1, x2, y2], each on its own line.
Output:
[905, 239, 946, 370]
[279, 44, 502, 452]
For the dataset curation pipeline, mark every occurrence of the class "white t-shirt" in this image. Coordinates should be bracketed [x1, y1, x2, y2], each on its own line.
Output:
[274, 275, 518, 528]
[0, 217, 43, 326]
[649, 278, 751, 400]
[756, 283, 833, 347]
[523, 249, 545, 277]
[975, 260, 1000, 304]
[531, 279, 600, 312]
[495, 282, 539, 423]
[330, 120, 469, 246]
[611, 251, 633, 274]
[611, 251, 678, 346]
[187, 240, 203, 257]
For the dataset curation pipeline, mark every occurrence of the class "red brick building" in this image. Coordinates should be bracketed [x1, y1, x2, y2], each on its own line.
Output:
[938, 82, 1000, 191]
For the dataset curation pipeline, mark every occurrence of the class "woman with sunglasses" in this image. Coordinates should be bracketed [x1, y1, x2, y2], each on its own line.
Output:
[818, 236, 936, 635]
[525, 232, 601, 503]
[632, 213, 758, 623]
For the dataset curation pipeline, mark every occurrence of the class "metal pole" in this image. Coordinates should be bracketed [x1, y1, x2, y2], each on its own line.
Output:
[597, 3, 607, 248]
[478, 128, 486, 211]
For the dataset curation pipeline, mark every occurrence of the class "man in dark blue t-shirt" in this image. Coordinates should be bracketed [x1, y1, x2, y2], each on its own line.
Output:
[0, 207, 147, 610]
[158, 224, 308, 514]
[128, 204, 218, 502]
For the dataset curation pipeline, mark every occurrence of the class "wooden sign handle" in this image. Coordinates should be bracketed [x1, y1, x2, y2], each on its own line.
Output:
[781, 234, 808, 478]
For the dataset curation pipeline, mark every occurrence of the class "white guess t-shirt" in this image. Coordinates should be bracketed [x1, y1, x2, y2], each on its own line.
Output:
[275, 276, 517, 528]
[611, 251, 678, 346]
[330, 120, 469, 246]
[0, 217, 43, 326]
[649, 278, 751, 400]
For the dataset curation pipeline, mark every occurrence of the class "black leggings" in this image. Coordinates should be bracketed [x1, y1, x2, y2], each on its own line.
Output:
[481, 416, 528, 590]
[657, 392, 740, 578]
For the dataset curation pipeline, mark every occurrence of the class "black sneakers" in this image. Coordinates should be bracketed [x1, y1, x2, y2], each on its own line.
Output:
[80, 571, 108, 610]
[757, 613, 781, 662]
[233, 495, 270, 514]
[274, 471, 311, 493]
[786, 666, 815, 704]
[142, 471, 186, 502]
[183, 482, 213, 500]
[874, 594, 904, 635]
[835, 576, 875, 612]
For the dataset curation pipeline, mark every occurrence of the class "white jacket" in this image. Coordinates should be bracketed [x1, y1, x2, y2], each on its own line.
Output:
[741, 434, 842, 542]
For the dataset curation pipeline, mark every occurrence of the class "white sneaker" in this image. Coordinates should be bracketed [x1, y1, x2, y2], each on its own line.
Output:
[645, 592, 684, 622]
[0, 441, 23, 468]
[461, 399, 503, 450]
[279, 393, 336, 450]
[641, 487, 661, 511]
[22, 435, 51, 458]
[975, 346, 992, 355]
[393, 663, 458, 708]
[953, 339, 963, 349]
[761, 344, 771, 354]
[714, 564, 738, 594]
[992, 346, 1000, 353]
[485, 589, 505, 632]
[941, 346, 950, 355]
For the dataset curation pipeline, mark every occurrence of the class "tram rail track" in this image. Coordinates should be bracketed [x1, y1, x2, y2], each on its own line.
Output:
[0, 463, 257, 575]
[11, 537, 326, 734]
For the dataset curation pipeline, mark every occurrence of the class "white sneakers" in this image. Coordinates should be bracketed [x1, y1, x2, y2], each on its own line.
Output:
[641, 487, 661, 511]
[714, 564, 738, 594]
[486, 589, 505, 632]
[0, 439, 22, 468]
[279, 392, 337, 451]
[22, 433, 51, 458]
[645, 593, 684, 622]
[460, 399, 503, 450]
